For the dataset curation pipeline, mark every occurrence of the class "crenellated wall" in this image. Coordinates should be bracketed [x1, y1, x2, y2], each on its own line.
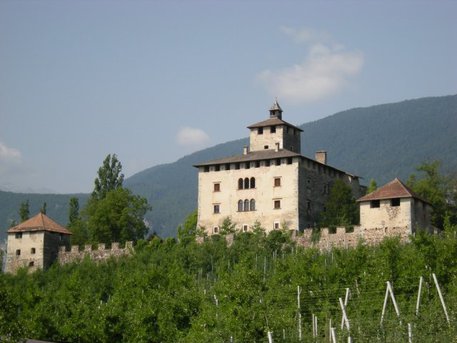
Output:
[58, 241, 133, 265]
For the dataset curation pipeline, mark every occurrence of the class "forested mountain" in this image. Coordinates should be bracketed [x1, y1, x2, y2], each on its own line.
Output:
[1, 95, 456, 239]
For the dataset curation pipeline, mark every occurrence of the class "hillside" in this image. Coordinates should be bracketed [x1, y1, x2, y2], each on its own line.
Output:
[1, 95, 456, 238]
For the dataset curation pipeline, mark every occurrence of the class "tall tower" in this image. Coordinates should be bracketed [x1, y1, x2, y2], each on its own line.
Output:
[247, 100, 302, 153]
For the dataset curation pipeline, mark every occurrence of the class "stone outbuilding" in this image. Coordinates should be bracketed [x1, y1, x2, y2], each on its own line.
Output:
[357, 178, 433, 234]
[5, 213, 72, 273]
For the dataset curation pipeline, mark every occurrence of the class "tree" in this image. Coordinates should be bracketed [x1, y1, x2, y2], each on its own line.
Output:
[68, 197, 80, 225]
[407, 161, 448, 228]
[40, 202, 47, 214]
[366, 179, 377, 194]
[320, 179, 359, 227]
[19, 200, 30, 222]
[92, 154, 124, 200]
[85, 188, 151, 244]
[177, 210, 199, 245]
[68, 197, 89, 246]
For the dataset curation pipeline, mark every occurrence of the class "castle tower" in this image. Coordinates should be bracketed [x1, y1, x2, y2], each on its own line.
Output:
[247, 100, 302, 153]
[5, 213, 72, 273]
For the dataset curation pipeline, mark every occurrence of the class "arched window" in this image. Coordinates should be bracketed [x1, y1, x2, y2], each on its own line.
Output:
[238, 178, 243, 189]
[244, 199, 250, 212]
[244, 178, 250, 189]
[250, 177, 255, 188]
[250, 199, 256, 211]
[238, 200, 243, 212]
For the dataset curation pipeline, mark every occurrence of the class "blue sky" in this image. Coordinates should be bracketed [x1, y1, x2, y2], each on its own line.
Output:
[1, 0, 456, 193]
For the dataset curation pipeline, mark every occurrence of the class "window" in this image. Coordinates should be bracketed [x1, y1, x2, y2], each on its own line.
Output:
[225, 164, 231, 170]
[391, 198, 400, 207]
[271, 126, 276, 133]
[215, 165, 220, 171]
[238, 200, 243, 212]
[15, 232, 22, 239]
[244, 199, 250, 211]
[264, 145, 269, 149]
[274, 200, 281, 209]
[31, 248, 36, 254]
[245, 162, 250, 169]
[238, 178, 244, 189]
[235, 163, 240, 170]
[370, 200, 380, 208]
[204, 166, 209, 172]
[250, 199, 256, 211]
[213, 227, 219, 234]
[265, 160, 271, 167]
[274, 177, 281, 187]
[243, 225, 248, 232]
[244, 178, 250, 189]
[274, 222, 280, 230]
[287, 158, 293, 165]
[29, 261, 34, 267]
[275, 159, 281, 166]
[255, 161, 260, 168]
[214, 183, 220, 192]
[250, 177, 255, 188]
[16, 249, 21, 256]
[258, 127, 263, 135]
[213, 204, 220, 214]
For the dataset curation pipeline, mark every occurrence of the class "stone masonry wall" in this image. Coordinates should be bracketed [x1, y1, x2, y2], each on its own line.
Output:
[58, 241, 133, 265]
[292, 226, 410, 251]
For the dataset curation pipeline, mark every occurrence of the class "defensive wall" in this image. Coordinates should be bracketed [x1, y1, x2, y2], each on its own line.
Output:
[58, 241, 133, 265]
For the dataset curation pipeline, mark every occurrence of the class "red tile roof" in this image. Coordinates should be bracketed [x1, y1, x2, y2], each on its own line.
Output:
[357, 178, 429, 204]
[8, 213, 72, 235]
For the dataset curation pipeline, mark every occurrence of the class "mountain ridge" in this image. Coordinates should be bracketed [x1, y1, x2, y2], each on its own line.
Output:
[1, 94, 456, 239]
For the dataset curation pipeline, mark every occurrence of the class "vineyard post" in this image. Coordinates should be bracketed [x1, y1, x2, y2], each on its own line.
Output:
[432, 273, 450, 324]
[415, 276, 423, 316]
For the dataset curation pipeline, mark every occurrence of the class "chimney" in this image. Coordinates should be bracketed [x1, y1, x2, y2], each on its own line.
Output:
[243, 146, 249, 155]
[315, 150, 327, 165]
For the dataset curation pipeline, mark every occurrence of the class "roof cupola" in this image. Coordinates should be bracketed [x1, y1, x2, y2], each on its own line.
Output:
[269, 99, 283, 119]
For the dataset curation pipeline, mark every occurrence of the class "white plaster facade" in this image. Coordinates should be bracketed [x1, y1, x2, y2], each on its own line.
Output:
[195, 102, 364, 235]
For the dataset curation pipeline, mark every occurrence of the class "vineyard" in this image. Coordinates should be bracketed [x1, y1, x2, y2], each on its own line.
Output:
[1, 229, 457, 342]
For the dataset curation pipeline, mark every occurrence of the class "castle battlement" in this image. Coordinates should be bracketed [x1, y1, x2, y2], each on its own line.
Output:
[58, 241, 133, 265]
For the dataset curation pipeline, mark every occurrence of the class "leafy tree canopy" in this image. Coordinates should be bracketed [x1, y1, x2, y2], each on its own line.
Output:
[92, 154, 124, 200]
[320, 179, 359, 227]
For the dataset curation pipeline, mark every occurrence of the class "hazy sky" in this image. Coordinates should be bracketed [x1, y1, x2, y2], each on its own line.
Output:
[1, 0, 456, 194]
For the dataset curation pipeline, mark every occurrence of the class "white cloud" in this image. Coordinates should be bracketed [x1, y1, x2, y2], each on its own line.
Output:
[258, 27, 364, 104]
[0, 141, 21, 161]
[176, 127, 210, 147]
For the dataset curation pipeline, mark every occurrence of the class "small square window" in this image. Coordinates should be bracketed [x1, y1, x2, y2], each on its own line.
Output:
[287, 158, 292, 165]
[264, 145, 269, 149]
[255, 161, 260, 168]
[270, 126, 276, 133]
[15, 233, 22, 239]
[391, 198, 400, 207]
[274, 177, 281, 187]
[275, 159, 281, 166]
[213, 204, 220, 214]
[265, 160, 271, 167]
[204, 166, 209, 172]
[214, 183, 220, 192]
[213, 227, 219, 234]
[274, 222, 280, 230]
[215, 165, 220, 171]
[16, 249, 21, 256]
[274, 200, 281, 209]
[31, 248, 36, 254]
[370, 200, 380, 208]
[29, 261, 34, 267]
[258, 128, 263, 135]
[243, 225, 248, 232]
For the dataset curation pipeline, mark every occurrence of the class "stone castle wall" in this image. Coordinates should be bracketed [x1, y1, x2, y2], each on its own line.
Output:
[58, 241, 133, 265]
[292, 225, 410, 250]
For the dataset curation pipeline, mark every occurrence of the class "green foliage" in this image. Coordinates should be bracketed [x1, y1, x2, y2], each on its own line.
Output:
[40, 201, 47, 214]
[3, 232, 457, 341]
[19, 200, 30, 222]
[92, 154, 124, 201]
[407, 161, 452, 228]
[220, 217, 236, 235]
[367, 178, 378, 194]
[84, 188, 150, 244]
[320, 179, 359, 227]
[177, 210, 198, 245]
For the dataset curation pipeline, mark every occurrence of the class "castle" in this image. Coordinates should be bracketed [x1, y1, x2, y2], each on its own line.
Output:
[4, 212, 132, 274]
[195, 101, 433, 239]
